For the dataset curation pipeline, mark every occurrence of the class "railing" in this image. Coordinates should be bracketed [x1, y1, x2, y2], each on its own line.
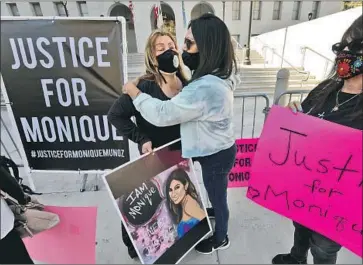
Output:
[231, 36, 246, 66]
[253, 37, 311, 83]
[234, 92, 270, 138]
[301, 46, 334, 78]
[262, 46, 311, 82]
[274, 89, 310, 106]
[231, 36, 245, 50]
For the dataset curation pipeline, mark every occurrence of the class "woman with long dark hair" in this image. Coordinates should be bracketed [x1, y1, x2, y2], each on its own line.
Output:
[165, 168, 205, 239]
[273, 15, 362, 264]
[123, 13, 238, 254]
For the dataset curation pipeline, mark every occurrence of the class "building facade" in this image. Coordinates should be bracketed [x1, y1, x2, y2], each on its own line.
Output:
[1, 1, 342, 53]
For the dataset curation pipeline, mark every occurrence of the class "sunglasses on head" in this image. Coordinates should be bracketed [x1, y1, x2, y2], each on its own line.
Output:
[184, 38, 195, 50]
[332, 39, 363, 55]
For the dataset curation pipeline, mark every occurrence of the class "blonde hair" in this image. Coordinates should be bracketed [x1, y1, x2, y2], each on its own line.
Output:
[140, 29, 190, 85]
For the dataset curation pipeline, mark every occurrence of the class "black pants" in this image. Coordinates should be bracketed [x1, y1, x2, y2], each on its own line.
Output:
[194, 144, 237, 244]
[0, 228, 34, 264]
[290, 222, 342, 264]
[121, 222, 135, 252]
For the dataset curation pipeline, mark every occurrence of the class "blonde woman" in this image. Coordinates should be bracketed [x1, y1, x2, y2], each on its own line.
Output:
[107, 30, 189, 259]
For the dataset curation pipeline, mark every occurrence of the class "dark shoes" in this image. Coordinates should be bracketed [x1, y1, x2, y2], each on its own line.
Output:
[206, 207, 215, 219]
[272, 253, 307, 264]
[195, 235, 230, 254]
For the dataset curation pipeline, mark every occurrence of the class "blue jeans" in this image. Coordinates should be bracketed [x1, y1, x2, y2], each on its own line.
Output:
[194, 144, 237, 244]
[291, 222, 342, 264]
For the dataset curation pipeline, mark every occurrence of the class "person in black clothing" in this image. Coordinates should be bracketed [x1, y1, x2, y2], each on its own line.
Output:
[0, 166, 34, 264]
[108, 29, 190, 259]
[272, 15, 362, 264]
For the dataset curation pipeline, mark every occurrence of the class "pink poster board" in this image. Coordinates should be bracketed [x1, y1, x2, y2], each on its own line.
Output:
[228, 138, 258, 188]
[247, 106, 362, 257]
[23, 206, 97, 264]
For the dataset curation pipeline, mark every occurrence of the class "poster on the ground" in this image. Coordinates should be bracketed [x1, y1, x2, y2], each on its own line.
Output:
[103, 140, 212, 264]
[0, 18, 129, 170]
[247, 106, 362, 257]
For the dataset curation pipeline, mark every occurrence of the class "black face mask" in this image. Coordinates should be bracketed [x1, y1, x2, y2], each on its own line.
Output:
[156, 49, 179, 74]
[182, 51, 199, 71]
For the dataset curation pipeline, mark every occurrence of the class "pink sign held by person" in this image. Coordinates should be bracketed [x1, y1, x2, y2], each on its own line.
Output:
[23, 206, 97, 264]
[247, 106, 362, 258]
[228, 138, 258, 188]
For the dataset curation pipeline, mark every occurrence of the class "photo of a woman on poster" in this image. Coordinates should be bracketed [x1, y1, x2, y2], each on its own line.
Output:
[111, 158, 210, 264]
[165, 167, 206, 239]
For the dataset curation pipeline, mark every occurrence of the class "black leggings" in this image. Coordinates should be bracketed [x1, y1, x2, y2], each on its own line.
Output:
[0, 228, 33, 264]
[122, 222, 135, 250]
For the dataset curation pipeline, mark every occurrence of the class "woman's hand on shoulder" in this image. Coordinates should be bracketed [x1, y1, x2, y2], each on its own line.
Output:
[287, 101, 303, 114]
[131, 77, 140, 86]
[122, 78, 142, 99]
[141, 141, 153, 154]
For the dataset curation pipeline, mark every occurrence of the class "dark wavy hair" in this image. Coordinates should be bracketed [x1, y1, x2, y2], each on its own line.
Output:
[165, 168, 200, 223]
[188, 13, 237, 82]
[306, 15, 362, 122]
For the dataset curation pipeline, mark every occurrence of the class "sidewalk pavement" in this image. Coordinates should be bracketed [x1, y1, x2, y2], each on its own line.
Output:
[29, 167, 361, 264]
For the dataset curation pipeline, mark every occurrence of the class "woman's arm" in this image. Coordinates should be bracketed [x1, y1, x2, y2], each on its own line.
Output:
[125, 81, 205, 127]
[107, 94, 150, 146]
[0, 167, 27, 205]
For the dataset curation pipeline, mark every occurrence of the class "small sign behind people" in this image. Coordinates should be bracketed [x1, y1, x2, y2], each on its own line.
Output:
[228, 138, 258, 188]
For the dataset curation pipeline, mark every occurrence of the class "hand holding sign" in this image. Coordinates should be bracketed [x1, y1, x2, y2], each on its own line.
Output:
[142, 141, 153, 154]
[247, 106, 362, 257]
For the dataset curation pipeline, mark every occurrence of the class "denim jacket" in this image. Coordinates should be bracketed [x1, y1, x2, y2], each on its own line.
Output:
[133, 74, 238, 158]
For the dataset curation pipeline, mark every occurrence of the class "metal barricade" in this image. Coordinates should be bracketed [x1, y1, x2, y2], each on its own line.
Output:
[234, 92, 271, 138]
[1, 103, 23, 167]
[274, 89, 310, 106]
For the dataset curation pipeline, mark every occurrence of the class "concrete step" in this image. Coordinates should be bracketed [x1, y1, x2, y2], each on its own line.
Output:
[236, 83, 317, 91]
[239, 69, 309, 74]
[246, 60, 266, 64]
[234, 85, 313, 92]
[233, 59, 266, 64]
[238, 70, 308, 76]
[127, 68, 143, 72]
[235, 50, 262, 56]
[240, 80, 319, 86]
[238, 66, 304, 71]
[236, 54, 263, 58]
[238, 74, 316, 79]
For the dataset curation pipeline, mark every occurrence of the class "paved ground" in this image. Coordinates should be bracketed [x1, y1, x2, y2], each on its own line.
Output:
[1, 96, 361, 264]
